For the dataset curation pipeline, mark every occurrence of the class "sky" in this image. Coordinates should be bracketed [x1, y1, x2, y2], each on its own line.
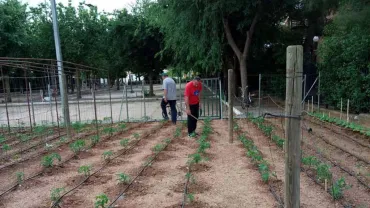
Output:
[24, 0, 136, 12]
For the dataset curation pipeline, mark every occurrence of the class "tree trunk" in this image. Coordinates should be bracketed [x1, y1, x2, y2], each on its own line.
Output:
[148, 75, 154, 97]
[76, 71, 82, 99]
[223, 11, 260, 96]
[116, 78, 120, 91]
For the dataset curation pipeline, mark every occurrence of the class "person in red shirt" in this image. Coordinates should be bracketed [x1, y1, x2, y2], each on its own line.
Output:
[184, 76, 202, 137]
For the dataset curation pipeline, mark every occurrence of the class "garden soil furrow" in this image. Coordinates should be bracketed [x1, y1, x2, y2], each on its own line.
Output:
[189, 120, 277, 208]
[116, 126, 198, 208]
[268, 118, 370, 185]
[266, 118, 370, 206]
[303, 118, 370, 164]
[0, 124, 132, 193]
[59, 123, 175, 208]
[0, 122, 157, 208]
[305, 116, 370, 148]
[238, 119, 337, 208]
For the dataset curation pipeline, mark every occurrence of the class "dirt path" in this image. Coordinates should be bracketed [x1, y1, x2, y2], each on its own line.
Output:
[266, 118, 370, 207]
[238, 119, 337, 208]
[183, 120, 277, 208]
[114, 126, 197, 207]
[0, 122, 158, 208]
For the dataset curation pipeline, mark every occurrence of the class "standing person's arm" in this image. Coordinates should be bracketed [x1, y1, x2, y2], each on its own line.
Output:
[163, 80, 168, 102]
[184, 85, 191, 115]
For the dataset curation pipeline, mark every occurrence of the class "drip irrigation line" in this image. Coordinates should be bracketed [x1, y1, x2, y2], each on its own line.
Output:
[102, 123, 176, 207]
[50, 122, 166, 208]
[304, 115, 370, 149]
[181, 165, 191, 208]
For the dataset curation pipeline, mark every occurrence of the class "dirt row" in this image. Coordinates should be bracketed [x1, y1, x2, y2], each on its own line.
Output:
[265, 117, 370, 207]
[1, 119, 363, 208]
[0, 122, 157, 208]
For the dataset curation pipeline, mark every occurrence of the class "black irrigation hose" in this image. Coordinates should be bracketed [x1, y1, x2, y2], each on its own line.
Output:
[0, 124, 142, 198]
[181, 166, 190, 208]
[108, 124, 181, 207]
[305, 116, 370, 149]
[51, 122, 167, 208]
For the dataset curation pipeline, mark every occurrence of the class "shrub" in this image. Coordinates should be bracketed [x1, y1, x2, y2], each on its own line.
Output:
[41, 153, 62, 168]
[90, 135, 100, 147]
[69, 140, 86, 154]
[120, 138, 130, 147]
[78, 165, 92, 177]
[16, 172, 24, 184]
[50, 187, 64, 205]
[102, 151, 113, 161]
[330, 177, 351, 200]
[117, 173, 130, 184]
[94, 194, 109, 208]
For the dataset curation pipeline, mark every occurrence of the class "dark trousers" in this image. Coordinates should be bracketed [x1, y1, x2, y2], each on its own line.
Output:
[161, 98, 177, 124]
[188, 103, 199, 134]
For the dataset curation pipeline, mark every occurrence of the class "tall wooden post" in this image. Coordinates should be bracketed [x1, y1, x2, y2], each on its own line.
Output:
[340, 98, 343, 120]
[347, 99, 350, 123]
[228, 69, 234, 143]
[285, 45, 303, 208]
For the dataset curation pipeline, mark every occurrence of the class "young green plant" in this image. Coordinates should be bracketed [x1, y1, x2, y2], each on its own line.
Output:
[94, 193, 109, 208]
[78, 165, 92, 177]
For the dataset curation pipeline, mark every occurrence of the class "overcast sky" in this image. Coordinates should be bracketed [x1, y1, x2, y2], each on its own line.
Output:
[24, 0, 136, 12]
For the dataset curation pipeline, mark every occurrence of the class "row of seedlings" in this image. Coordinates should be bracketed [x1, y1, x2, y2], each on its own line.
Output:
[106, 124, 184, 208]
[246, 115, 352, 201]
[309, 112, 370, 137]
[0, 122, 131, 198]
[50, 121, 168, 208]
[233, 119, 284, 206]
[182, 118, 212, 206]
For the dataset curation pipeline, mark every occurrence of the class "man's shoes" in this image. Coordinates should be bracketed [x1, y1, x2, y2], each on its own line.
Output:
[163, 117, 169, 121]
[188, 132, 199, 138]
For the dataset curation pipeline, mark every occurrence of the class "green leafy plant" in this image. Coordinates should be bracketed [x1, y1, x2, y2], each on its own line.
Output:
[188, 153, 203, 165]
[197, 140, 210, 154]
[185, 172, 196, 184]
[0, 135, 5, 144]
[133, 133, 140, 139]
[302, 156, 319, 169]
[120, 138, 130, 147]
[16, 172, 24, 184]
[174, 127, 182, 138]
[330, 177, 351, 200]
[152, 144, 165, 153]
[90, 135, 100, 147]
[2, 144, 11, 154]
[163, 138, 171, 144]
[186, 193, 195, 203]
[69, 139, 86, 154]
[50, 187, 64, 205]
[94, 194, 109, 208]
[258, 161, 270, 183]
[272, 135, 285, 148]
[117, 173, 131, 184]
[71, 122, 86, 133]
[102, 151, 113, 161]
[119, 123, 127, 129]
[316, 163, 332, 182]
[102, 127, 116, 135]
[78, 165, 92, 177]
[41, 153, 61, 168]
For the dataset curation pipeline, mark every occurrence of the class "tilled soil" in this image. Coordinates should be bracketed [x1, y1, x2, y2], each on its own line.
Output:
[265, 117, 370, 207]
[0, 122, 158, 208]
[238, 119, 337, 208]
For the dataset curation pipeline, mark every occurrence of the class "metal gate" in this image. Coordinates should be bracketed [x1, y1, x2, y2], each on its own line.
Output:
[200, 78, 222, 119]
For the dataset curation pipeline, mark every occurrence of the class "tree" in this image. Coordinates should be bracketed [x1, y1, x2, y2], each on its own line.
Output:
[0, 0, 29, 102]
[318, 0, 370, 113]
[142, 0, 296, 94]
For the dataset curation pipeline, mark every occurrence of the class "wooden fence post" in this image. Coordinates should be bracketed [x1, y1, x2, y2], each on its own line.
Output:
[228, 69, 234, 143]
[285, 45, 303, 208]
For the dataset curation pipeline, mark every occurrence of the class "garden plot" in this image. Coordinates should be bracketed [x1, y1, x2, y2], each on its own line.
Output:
[0, 119, 368, 208]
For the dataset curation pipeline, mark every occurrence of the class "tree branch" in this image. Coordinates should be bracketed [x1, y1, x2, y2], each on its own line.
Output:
[223, 17, 241, 61]
[242, 12, 260, 60]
